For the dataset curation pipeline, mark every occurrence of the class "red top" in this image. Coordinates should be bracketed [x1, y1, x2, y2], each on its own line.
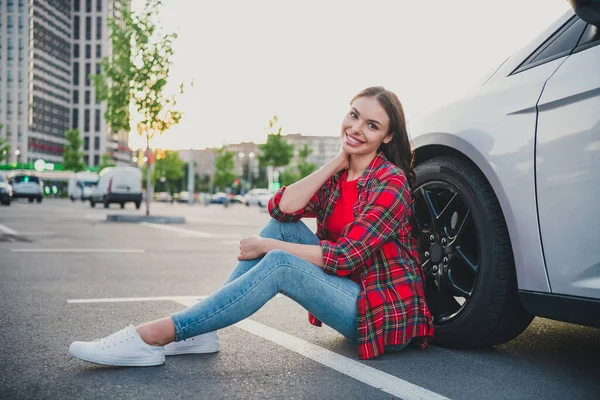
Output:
[327, 172, 359, 242]
[268, 152, 434, 360]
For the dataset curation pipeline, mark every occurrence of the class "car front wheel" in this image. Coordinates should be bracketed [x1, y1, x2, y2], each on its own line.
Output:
[413, 156, 533, 348]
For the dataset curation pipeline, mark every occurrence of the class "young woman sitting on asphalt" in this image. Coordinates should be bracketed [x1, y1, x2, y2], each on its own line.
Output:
[69, 86, 434, 366]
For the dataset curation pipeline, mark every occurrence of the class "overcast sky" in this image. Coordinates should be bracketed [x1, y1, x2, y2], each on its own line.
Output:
[128, 0, 571, 151]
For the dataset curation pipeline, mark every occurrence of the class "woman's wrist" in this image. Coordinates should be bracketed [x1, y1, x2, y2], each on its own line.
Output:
[262, 238, 277, 254]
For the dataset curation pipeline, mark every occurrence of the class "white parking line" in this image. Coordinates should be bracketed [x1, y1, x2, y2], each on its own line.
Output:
[12, 248, 145, 253]
[67, 295, 449, 400]
[139, 222, 215, 237]
[0, 223, 18, 235]
[68, 295, 207, 304]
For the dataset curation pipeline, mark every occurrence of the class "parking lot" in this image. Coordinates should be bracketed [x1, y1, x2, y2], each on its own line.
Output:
[0, 199, 599, 399]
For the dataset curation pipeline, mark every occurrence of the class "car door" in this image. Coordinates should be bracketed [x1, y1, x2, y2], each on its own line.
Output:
[536, 23, 600, 299]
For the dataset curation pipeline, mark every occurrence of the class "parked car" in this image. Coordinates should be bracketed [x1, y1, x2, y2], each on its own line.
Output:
[176, 191, 192, 203]
[10, 174, 43, 203]
[231, 195, 245, 204]
[209, 192, 228, 204]
[90, 166, 143, 209]
[68, 172, 99, 201]
[155, 192, 174, 203]
[244, 188, 272, 207]
[0, 174, 13, 206]
[407, 4, 600, 348]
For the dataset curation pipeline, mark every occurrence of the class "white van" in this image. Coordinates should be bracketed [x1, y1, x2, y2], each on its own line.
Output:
[68, 172, 99, 201]
[90, 166, 143, 209]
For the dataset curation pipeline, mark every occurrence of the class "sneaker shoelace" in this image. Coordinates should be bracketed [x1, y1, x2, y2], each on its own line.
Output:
[94, 327, 136, 350]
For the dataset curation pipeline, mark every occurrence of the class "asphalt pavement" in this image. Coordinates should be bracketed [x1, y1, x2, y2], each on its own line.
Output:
[0, 199, 598, 399]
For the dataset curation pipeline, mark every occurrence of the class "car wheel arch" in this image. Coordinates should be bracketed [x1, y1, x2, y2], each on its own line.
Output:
[413, 137, 530, 291]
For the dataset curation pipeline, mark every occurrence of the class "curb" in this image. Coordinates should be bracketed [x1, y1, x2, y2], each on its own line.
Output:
[106, 214, 186, 224]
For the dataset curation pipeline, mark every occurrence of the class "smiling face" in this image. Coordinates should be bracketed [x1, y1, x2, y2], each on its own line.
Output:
[340, 96, 392, 157]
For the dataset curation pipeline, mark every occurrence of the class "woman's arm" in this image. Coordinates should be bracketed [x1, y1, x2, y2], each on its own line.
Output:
[278, 150, 348, 214]
[238, 236, 324, 267]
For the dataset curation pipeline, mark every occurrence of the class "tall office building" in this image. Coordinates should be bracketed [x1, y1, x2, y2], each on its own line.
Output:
[0, 0, 131, 167]
[71, 0, 131, 167]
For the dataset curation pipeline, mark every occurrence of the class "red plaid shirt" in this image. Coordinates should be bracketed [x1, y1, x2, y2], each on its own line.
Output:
[268, 152, 434, 359]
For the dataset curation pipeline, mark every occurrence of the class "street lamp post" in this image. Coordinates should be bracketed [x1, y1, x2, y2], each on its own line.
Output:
[15, 149, 21, 170]
[247, 152, 255, 189]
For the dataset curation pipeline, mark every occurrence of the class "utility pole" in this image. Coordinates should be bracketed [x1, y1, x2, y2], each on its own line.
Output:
[187, 148, 194, 205]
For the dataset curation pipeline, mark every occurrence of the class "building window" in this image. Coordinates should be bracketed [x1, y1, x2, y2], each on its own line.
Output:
[74, 16, 80, 39]
[73, 90, 79, 104]
[74, 0, 80, 12]
[7, 16, 14, 34]
[7, 0, 14, 12]
[74, 44, 80, 58]
[84, 155, 89, 165]
[72, 109, 79, 129]
[84, 109, 90, 132]
[94, 154, 99, 166]
[85, 90, 90, 105]
[97, 0, 102, 12]
[73, 62, 80, 85]
[95, 109, 101, 131]
[94, 136, 100, 150]
[96, 44, 101, 58]
[96, 17, 102, 40]
[85, 16, 91, 40]
[18, 0, 25, 13]
[84, 136, 89, 150]
[18, 16, 23, 33]
[85, 44, 91, 59]
[86, 0, 92, 13]
[85, 63, 91, 86]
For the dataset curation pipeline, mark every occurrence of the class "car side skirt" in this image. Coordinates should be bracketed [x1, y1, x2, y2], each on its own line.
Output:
[519, 290, 600, 328]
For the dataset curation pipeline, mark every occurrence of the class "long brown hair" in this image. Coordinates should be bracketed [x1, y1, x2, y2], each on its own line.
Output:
[351, 86, 415, 186]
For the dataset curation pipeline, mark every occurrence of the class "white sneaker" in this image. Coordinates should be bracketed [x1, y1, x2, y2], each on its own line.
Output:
[69, 325, 165, 367]
[164, 331, 220, 355]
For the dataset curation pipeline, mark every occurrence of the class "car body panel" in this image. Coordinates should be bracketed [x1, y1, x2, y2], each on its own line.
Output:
[10, 175, 43, 198]
[535, 42, 600, 298]
[410, 50, 571, 295]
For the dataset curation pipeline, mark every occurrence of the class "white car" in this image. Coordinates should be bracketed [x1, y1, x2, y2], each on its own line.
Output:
[10, 174, 43, 203]
[244, 188, 272, 207]
[407, 3, 600, 348]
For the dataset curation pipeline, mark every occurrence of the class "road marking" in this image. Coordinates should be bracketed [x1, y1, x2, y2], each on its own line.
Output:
[67, 294, 449, 399]
[179, 298, 449, 400]
[68, 295, 207, 304]
[140, 222, 215, 237]
[139, 222, 240, 239]
[0, 223, 18, 235]
[16, 232, 56, 236]
[11, 248, 145, 253]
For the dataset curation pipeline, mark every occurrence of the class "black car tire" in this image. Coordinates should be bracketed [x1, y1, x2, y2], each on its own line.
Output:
[28, 197, 34, 203]
[36, 196, 42, 203]
[414, 156, 533, 348]
[1, 200, 10, 206]
[70, 196, 75, 202]
[135, 202, 141, 210]
[120, 203, 125, 209]
[90, 200, 96, 208]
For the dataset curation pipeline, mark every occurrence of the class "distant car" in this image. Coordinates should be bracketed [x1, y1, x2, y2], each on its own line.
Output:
[407, 5, 600, 348]
[10, 174, 43, 203]
[90, 166, 143, 209]
[209, 192, 228, 204]
[244, 188, 272, 207]
[176, 191, 192, 203]
[231, 195, 245, 204]
[0, 174, 13, 206]
[155, 192, 173, 203]
[68, 172, 98, 201]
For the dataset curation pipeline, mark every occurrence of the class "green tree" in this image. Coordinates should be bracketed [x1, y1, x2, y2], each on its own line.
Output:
[92, 0, 184, 216]
[296, 144, 317, 179]
[257, 115, 294, 169]
[279, 168, 299, 187]
[153, 150, 185, 191]
[62, 129, 86, 171]
[98, 153, 116, 171]
[0, 123, 9, 163]
[213, 148, 236, 191]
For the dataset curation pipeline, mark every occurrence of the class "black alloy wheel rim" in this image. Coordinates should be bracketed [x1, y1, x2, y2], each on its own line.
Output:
[413, 181, 481, 324]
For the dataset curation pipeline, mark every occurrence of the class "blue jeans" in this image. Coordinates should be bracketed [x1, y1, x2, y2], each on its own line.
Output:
[171, 219, 410, 351]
